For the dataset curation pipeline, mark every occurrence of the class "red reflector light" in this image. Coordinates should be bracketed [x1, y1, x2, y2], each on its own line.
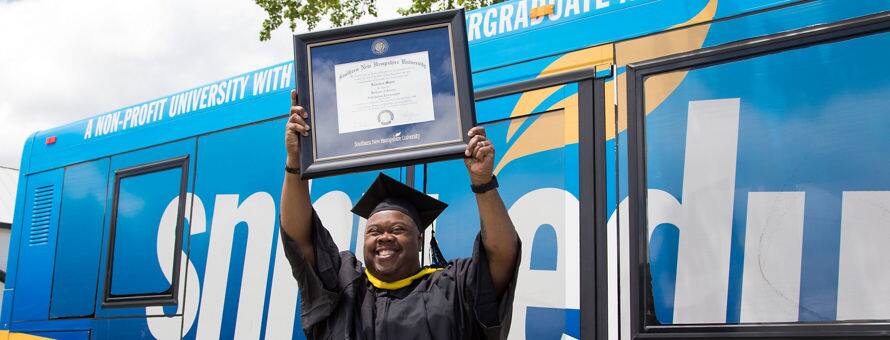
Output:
[45, 136, 57, 145]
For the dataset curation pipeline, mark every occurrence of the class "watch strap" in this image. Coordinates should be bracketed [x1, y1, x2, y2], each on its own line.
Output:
[285, 164, 301, 175]
[471, 175, 498, 194]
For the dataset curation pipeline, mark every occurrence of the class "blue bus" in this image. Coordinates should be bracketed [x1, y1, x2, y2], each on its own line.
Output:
[4, 0, 890, 338]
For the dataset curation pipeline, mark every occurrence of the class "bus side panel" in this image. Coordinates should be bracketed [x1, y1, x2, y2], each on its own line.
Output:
[50, 158, 111, 318]
[10, 168, 64, 322]
[94, 317, 173, 339]
[701, 0, 890, 49]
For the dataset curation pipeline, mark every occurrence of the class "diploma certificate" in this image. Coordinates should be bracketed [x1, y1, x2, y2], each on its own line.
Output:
[293, 9, 475, 178]
[333, 51, 435, 134]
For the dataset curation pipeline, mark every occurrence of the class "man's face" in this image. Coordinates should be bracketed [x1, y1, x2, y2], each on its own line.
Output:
[363, 210, 422, 282]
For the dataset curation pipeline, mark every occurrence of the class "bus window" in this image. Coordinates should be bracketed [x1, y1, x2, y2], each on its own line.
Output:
[627, 18, 890, 337]
[103, 156, 188, 307]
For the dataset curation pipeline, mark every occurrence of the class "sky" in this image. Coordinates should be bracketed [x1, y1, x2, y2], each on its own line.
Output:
[0, 0, 411, 168]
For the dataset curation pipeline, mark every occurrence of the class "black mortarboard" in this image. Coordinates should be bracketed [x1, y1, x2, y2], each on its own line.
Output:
[351, 173, 448, 231]
[352, 173, 450, 266]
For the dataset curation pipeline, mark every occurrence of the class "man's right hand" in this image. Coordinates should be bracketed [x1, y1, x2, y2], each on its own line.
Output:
[285, 89, 310, 168]
[281, 89, 316, 267]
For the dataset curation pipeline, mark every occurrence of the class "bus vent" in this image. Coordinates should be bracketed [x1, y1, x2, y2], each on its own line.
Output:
[29, 185, 54, 246]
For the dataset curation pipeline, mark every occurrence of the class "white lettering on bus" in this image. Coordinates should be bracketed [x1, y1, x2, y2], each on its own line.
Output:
[252, 64, 292, 96]
[514, 1, 530, 31]
[531, 0, 547, 26]
[465, 0, 634, 42]
[483, 7, 498, 38]
[467, 11, 484, 41]
[498, 3, 515, 34]
[565, 0, 581, 17]
[549, 0, 563, 20]
[82, 64, 296, 141]
[509, 188, 580, 339]
[595, 0, 609, 10]
[83, 97, 170, 140]
[196, 192, 276, 340]
[147, 194, 206, 339]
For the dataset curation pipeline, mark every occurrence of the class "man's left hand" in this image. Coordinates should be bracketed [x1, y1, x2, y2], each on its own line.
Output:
[464, 126, 495, 186]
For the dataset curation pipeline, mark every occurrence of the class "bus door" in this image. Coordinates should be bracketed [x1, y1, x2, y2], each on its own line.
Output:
[423, 65, 609, 339]
[92, 138, 196, 338]
[48, 158, 109, 322]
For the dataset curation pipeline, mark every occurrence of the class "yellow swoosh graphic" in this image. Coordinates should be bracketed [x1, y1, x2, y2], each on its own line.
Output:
[496, 45, 612, 174]
[505, 44, 612, 141]
[614, 0, 717, 140]
[505, 86, 563, 141]
[495, 93, 578, 175]
[493, 0, 717, 173]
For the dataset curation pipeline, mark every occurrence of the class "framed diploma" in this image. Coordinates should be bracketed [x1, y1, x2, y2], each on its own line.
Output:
[293, 9, 475, 179]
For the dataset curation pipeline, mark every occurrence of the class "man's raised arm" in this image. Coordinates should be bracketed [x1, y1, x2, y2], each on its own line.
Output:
[281, 90, 316, 268]
[464, 126, 520, 297]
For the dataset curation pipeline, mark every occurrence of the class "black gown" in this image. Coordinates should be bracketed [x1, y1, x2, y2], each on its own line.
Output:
[280, 210, 519, 339]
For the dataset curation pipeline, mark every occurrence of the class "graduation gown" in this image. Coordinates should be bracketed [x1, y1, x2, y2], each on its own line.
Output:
[280, 210, 519, 339]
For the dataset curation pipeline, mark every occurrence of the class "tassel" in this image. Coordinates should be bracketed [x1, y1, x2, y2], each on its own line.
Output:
[430, 232, 448, 267]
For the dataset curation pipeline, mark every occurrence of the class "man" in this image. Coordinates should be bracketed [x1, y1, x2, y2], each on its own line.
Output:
[280, 90, 520, 339]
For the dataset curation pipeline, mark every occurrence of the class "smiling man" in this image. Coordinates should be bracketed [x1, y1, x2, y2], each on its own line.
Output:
[280, 91, 520, 339]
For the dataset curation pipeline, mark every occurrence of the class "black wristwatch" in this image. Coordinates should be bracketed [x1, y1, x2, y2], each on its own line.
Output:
[285, 164, 301, 175]
[471, 175, 498, 194]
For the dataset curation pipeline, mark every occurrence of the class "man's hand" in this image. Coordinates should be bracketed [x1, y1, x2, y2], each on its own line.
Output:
[281, 89, 315, 267]
[464, 125, 518, 297]
[285, 90, 310, 169]
[463, 126, 494, 185]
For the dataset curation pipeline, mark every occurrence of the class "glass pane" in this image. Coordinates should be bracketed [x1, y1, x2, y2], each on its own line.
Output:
[110, 167, 182, 296]
[643, 31, 890, 325]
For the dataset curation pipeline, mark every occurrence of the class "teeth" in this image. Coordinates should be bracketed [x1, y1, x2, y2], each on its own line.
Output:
[378, 249, 395, 256]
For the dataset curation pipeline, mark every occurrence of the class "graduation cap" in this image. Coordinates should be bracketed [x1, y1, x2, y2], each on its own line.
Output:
[352, 173, 450, 266]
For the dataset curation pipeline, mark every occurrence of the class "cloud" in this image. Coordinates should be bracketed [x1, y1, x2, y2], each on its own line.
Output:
[0, 0, 409, 167]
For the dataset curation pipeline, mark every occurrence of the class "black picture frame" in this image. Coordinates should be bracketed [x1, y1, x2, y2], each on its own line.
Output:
[626, 11, 890, 339]
[293, 9, 476, 179]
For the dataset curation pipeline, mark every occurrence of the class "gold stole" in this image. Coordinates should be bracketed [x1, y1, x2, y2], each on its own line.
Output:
[365, 267, 443, 290]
